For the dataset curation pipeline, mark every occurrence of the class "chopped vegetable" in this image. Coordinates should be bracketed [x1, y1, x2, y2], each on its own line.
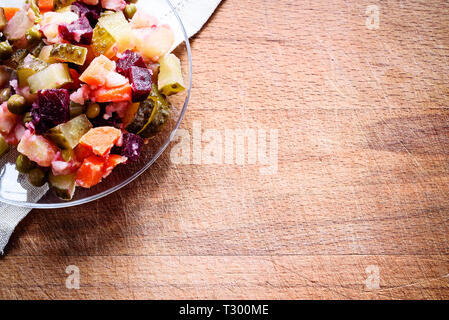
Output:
[79, 126, 121, 157]
[2, 8, 20, 22]
[116, 49, 146, 77]
[103, 154, 126, 178]
[50, 43, 88, 65]
[0, 9, 7, 31]
[119, 132, 143, 162]
[47, 114, 92, 149]
[91, 23, 115, 56]
[3, 48, 27, 69]
[4, 10, 34, 41]
[31, 89, 70, 134]
[58, 16, 93, 45]
[49, 173, 76, 200]
[0, 135, 9, 157]
[75, 155, 104, 188]
[17, 130, 59, 167]
[38, 0, 55, 12]
[129, 66, 152, 102]
[28, 63, 72, 93]
[98, 11, 133, 53]
[71, 1, 101, 27]
[79, 54, 115, 86]
[38, 45, 58, 63]
[0, 102, 18, 135]
[158, 53, 185, 96]
[134, 25, 174, 61]
[94, 83, 132, 102]
[17, 54, 48, 87]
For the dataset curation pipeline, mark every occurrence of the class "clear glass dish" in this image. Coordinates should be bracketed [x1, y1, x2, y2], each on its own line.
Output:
[0, 0, 192, 209]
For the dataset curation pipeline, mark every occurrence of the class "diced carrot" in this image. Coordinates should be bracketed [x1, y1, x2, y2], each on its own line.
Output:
[79, 55, 116, 86]
[94, 83, 132, 102]
[79, 127, 122, 157]
[3, 8, 20, 21]
[38, 0, 54, 11]
[74, 143, 93, 161]
[75, 155, 105, 188]
[103, 154, 127, 178]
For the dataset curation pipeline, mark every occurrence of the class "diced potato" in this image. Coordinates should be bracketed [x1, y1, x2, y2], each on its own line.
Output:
[134, 25, 174, 61]
[17, 130, 59, 167]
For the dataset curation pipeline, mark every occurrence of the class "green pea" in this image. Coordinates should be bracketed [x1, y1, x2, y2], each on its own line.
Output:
[7, 94, 27, 115]
[25, 26, 42, 44]
[70, 102, 85, 119]
[0, 87, 11, 103]
[0, 135, 9, 157]
[16, 154, 36, 174]
[28, 168, 47, 187]
[0, 41, 13, 61]
[86, 103, 101, 119]
[124, 4, 137, 20]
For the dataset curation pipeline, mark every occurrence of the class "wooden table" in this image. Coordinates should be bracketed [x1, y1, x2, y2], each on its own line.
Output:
[1, 0, 449, 299]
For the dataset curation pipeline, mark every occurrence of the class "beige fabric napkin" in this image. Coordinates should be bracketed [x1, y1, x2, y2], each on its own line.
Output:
[0, 0, 221, 254]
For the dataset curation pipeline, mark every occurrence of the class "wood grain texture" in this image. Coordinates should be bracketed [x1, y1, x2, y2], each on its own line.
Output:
[1, 0, 449, 299]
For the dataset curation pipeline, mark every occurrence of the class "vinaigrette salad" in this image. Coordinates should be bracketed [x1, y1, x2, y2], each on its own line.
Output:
[0, 0, 185, 200]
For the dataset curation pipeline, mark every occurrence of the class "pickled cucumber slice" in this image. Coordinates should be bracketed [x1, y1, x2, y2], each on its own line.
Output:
[55, 0, 75, 11]
[0, 8, 7, 31]
[126, 98, 157, 135]
[47, 114, 92, 149]
[91, 24, 115, 57]
[28, 0, 42, 23]
[98, 11, 133, 52]
[127, 85, 171, 138]
[29, 41, 46, 57]
[28, 63, 72, 93]
[50, 44, 88, 65]
[4, 49, 28, 69]
[38, 45, 58, 64]
[139, 99, 170, 138]
[0, 135, 9, 157]
[17, 54, 48, 87]
[158, 54, 185, 96]
[49, 173, 76, 201]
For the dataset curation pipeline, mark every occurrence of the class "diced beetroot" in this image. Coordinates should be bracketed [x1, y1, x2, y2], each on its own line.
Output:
[129, 66, 152, 102]
[59, 16, 93, 45]
[71, 1, 102, 27]
[31, 89, 70, 134]
[119, 133, 143, 162]
[116, 50, 146, 77]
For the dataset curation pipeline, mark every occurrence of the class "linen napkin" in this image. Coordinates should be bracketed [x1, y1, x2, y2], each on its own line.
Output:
[0, 0, 221, 254]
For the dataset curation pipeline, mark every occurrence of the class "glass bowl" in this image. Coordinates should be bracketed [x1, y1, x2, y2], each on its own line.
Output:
[0, 0, 192, 209]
